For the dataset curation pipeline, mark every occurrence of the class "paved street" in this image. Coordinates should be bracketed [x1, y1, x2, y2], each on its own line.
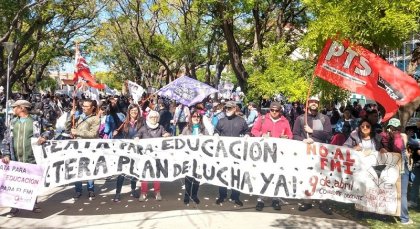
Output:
[0, 178, 367, 228]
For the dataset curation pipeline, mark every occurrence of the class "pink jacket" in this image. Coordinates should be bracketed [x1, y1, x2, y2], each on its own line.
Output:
[251, 113, 293, 139]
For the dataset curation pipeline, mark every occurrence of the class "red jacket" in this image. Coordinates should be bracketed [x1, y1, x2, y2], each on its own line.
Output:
[251, 113, 293, 139]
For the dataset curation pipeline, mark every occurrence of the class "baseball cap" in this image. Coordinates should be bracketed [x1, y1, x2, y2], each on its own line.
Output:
[270, 102, 281, 110]
[387, 118, 401, 128]
[11, 100, 32, 108]
[225, 101, 237, 108]
[308, 95, 320, 102]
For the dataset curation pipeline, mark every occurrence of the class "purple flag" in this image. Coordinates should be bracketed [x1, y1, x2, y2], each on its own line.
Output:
[157, 76, 218, 106]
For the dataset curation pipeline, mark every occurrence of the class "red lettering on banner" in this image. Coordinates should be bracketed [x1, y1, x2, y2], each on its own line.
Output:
[334, 148, 344, 160]
[314, 145, 355, 175]
[307, 144, 316, 155]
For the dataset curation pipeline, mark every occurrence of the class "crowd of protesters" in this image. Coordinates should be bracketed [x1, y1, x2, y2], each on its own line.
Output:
[0, 90, 419, 225]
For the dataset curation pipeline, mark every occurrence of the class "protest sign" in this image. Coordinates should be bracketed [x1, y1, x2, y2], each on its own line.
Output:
[0, 161, 44, 210]
[32, 136, 401, 216]
[127, 80, 144, 102]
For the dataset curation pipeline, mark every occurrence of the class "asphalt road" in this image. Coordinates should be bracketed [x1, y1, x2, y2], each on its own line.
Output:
[0, 177, 367, 229]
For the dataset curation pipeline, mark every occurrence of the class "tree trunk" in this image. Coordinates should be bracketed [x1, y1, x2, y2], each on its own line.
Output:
[398, 96, 420, 130]
[216, 4, 248, 92]
[190, 63, 197, 79]
[252, 7, 263, 51]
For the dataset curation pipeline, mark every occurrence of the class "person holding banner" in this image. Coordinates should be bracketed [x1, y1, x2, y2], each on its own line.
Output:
[251, 102, 293, 211]
[1, 100, 54, 218]
[112, 104, 143, 202]
[380, 119, 413, 225]
[136, 110, 171, 201]
[292, 95, 333, 214]
[181, 110, 209, 205]
[343, 119, 383, 151]
[67, 98, 100, 201]
[214, 101, 248, 206]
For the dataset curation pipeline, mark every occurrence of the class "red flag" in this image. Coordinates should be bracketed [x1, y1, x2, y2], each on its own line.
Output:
[73, 48, 105, 90]
[315, 39, 420, 121]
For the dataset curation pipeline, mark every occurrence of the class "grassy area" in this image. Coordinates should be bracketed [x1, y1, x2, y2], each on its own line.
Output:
[330, 201, 420, 228]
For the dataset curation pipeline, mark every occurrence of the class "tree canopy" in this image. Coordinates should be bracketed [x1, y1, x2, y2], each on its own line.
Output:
[1, 0, 419, 109]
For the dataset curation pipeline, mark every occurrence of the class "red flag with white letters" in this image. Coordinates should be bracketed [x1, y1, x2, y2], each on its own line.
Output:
[315, 39, 420, 121]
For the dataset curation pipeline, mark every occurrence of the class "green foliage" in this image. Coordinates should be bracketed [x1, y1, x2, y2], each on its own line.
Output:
[301, 0, 420, 53]
[247, 41, 312, 102]
[37, 77, 58, 92]
[95, 71, 122, 91]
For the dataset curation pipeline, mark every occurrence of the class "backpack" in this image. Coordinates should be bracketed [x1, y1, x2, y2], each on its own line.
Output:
[178, 106, 187, 123]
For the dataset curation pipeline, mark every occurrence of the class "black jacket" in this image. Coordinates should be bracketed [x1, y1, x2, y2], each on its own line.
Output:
[215, 115, 248, 137]
[136, 124, 166, 139]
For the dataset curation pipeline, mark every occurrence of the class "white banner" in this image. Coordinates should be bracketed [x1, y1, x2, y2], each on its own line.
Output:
[0, 161, 44, 210]
[127, 80, 144, 102]
[32, 136, 401, 216]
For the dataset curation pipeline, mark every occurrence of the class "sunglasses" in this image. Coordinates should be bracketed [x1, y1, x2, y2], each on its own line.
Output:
[270, 109, 280, 113]
[192, 115, 201, 118]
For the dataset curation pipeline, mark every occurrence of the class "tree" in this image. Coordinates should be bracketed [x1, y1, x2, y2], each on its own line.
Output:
[301, 0, 420, 126]
[0, 0, 102, 95]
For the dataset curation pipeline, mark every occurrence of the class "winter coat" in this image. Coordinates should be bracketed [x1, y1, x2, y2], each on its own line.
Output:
[215, 115, 248, 137]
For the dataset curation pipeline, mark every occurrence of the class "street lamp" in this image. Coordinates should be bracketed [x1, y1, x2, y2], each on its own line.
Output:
[2, 41, 15, 126]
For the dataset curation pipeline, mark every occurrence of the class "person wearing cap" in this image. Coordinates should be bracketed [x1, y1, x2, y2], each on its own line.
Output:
[1, 99, 54, 218]
[251, 101, 292, 211]
[66, 98, 100, 201]
[214, 100, 248, 206]
[292, 95, 333, 214]
[380, 118, 413, 225]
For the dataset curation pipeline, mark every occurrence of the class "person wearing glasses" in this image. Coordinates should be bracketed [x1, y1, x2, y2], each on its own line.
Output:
[112, 104, 144, 202]
[180, 110, 209, 205]
[251, 101, 293, 211]
[136, 110, 171, 201]
[67, 99, 101, 201]
[214, 100, 249, 206]
[292, 95, 333, 214]
[343, 119, 383, 151]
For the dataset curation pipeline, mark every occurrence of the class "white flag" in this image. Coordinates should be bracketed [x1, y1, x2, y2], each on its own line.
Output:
[127, 80, 144, 102]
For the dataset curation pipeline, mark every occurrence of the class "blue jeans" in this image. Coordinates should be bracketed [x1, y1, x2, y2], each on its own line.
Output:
[116, 175, 137, 194]
[400, 154, 410, 223]
[74, 180, 95, 193]
[410, 166, 420, 205]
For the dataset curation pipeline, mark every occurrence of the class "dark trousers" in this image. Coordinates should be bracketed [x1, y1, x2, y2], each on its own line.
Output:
[177, 122, 187, 135]
[218, 187, 240, 201]
[184, 176, 200, 199]
[116, 175, 137, 194]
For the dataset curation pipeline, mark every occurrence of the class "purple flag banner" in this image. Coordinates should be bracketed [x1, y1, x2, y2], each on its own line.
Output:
[157, 76, 218, 106]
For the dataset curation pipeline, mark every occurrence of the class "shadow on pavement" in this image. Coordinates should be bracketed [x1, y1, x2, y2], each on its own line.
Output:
[1, 177, 357, 223]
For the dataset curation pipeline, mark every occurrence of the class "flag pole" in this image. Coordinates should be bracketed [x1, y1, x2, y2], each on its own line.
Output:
[72, 42, 80, 130]
[304, 73, 317, 139]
